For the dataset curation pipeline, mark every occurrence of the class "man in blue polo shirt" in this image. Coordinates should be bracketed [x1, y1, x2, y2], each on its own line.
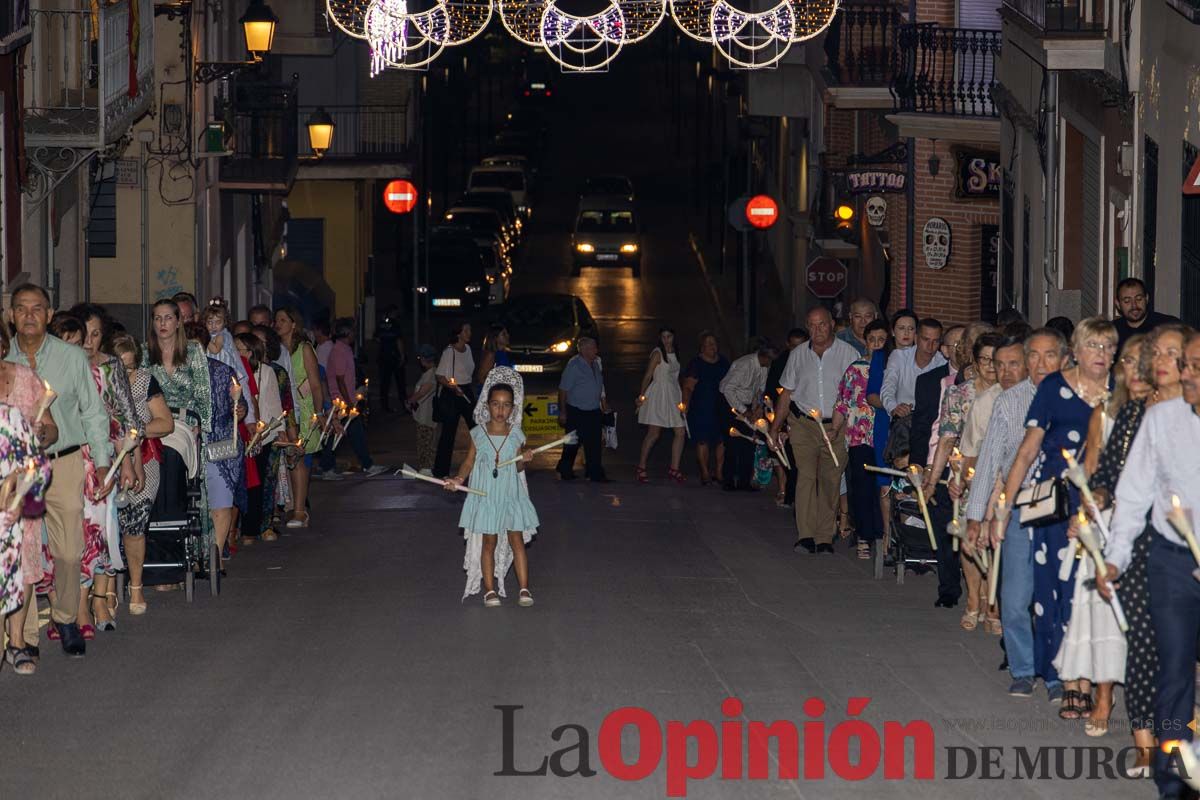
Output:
[556, 337, 610, 482]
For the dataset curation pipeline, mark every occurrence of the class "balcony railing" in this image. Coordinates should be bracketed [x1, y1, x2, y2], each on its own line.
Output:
[220, 81, 300, 193]
[24, 0, 154, 147]
[823, 2, 904, 86]
[892, 24, 1000, 117]
[297, 105, 411, 160]
[1003, 0, 1109, 32]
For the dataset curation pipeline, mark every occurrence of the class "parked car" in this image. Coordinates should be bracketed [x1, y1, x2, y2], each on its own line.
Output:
[444, 206, 513, 254]
[495, 293, 600, 375]
[421, 237, 491, 314]
[571, 195, 642, 277]
[455, 189, 523, 242]
[429, 225, 511, 306]
[467, 165, 531, 220]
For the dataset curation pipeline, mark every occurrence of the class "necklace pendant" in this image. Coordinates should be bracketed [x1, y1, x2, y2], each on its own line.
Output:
[492, 467, 499, 479]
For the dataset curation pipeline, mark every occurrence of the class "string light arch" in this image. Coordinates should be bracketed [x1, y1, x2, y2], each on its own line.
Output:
[343, 0, 839, 72]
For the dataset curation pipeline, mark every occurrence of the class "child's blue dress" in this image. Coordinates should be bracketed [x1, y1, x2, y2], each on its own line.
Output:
[459, 425, 539, 600]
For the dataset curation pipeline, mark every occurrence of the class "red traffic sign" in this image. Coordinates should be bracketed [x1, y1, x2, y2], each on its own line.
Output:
[383, 179, 418, 214]
[1185, 153, 1200, 196]
[806, 256, 848, 299]
[745, 195, 779, 229]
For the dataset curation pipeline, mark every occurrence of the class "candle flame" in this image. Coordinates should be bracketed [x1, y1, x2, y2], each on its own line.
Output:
[1077, 508, 1088, 525]
[349, 409, 360, 417]
[1172, 494, 1182, 511]
[129, 428, 138, 439]
[998, 492, 1006, 504]
[675, 402, 683, 410]
[728, 427, 738, 436]
[767, 412, 775, 423]
[967, 467, 975, 477]
[952, 447, 961, 458]
[355, 393, 364, 402]
[775, 387, 783, 394]
[256, 421, 265, 430]
[755, 418, 767, 428]
[809, 409, 820, 419]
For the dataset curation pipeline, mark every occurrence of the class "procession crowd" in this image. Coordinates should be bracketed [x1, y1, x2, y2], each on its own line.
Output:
[0, 285, 384, 676]
[609, 277, 1199, 798]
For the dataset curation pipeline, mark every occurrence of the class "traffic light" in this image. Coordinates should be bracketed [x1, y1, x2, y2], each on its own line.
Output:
[834, 203, 855, 240]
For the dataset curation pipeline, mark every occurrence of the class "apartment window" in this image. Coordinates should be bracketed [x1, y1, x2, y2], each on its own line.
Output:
[87, 166, 117, 259]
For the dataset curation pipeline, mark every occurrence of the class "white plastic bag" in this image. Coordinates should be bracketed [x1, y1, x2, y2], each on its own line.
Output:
[602, 412, 618, 449]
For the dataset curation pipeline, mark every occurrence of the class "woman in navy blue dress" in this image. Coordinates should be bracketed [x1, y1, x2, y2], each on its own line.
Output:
[1002, 318, 1115, 716]
[681, 331, 730, 485]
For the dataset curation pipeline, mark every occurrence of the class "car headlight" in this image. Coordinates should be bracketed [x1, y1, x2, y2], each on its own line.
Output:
[576, 243, 594, 253]
[485, 273, 496, 284]
[549, 340, 572, 354]
[416, 286, 428, 294]
[621, 243, 639, 253]
[464, 283, 482, 294]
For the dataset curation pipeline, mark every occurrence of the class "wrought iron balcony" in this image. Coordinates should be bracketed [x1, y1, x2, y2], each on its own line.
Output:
[219, 81, 299, 193]
[23, 0, 154, 148]
[823, 2, 904, 87]
[1003, 0, 1109, 32]
[892, 24, 1000, 118]
[297, 104, 412, 161]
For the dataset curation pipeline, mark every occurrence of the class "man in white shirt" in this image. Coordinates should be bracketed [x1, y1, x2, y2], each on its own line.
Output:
[770, 307, 859, 553]
[880, 321, 948, 416]
[720, 338, 776, 491]
[1098, 331, 1200, 797]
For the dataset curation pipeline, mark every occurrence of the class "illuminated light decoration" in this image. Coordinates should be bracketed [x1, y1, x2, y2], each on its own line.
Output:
[615, 0, 667, 43]
[786, 0, 838, 41]
[327, 0, 373, 38]
[669, 0, 717, 42]
[540, 0, 625, 72]
[367, 0, 449, 72]
[440, 0, 494, 44]
[710, 0, 795, 69]
[499, 0, 549, 46]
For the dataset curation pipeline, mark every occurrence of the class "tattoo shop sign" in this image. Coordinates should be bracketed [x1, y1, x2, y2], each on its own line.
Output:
[954, 150, 1001, 199]
[846, 169, 907, 194]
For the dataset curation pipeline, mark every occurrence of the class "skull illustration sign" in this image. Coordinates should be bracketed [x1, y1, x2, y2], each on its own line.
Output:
[865, 196, 887, 228]
[922, 217, 951, 270]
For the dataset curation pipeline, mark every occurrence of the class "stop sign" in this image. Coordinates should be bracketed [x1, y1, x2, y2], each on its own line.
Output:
[806, 256, 848, 299]
[383, 179, 418, 214]
[745, 195, 779, 229]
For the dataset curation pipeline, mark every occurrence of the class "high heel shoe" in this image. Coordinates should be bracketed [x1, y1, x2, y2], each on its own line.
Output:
[666, 468, 686, 485]
[635, 466, 649, 484]
[89, 593, 115, 632]
[286, 511, 310, 529]
[128, 585, 147, 616]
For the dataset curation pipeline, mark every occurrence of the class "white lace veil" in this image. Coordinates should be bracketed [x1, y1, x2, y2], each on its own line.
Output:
[472, 366, 525, 428]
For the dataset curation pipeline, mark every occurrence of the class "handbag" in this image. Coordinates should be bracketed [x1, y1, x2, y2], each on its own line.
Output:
[205, 435, 241, 463]
[434, 349, 468, 423]
[1015, 477, 1069, 526]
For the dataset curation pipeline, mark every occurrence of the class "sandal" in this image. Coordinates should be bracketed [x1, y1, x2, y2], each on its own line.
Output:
[635, 466, 649, 485]
[89, 593, 115, 632]
[80, 623, 96, 640]
[4, 645, 35, 676]
[261, 529, 279, 542]
[960, 610, 980, 631]
[518, 588, 534, 607]
[856, 541, 872, 560]
[1076, 693, 1095, 719]
[666, 468, 686, 485]
[286, 511, 310, 529]
[982, 616, 1002, 636]
[775, 490, 786, 507]
[1058, 690, 1086, 720]
[483, 591, 501, 608]
[1084, 716, 1109, 737]
[128, 585, 147, 616]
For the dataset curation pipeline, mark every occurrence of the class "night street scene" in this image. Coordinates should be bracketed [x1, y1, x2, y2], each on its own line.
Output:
[5, 0, 1200, 797]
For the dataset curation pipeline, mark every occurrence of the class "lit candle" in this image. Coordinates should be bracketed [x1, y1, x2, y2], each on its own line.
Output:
[1166, 495, 1200, 568]
[31, 380, 56, 447]
[1075, 508, 1130, 631]
[103, 429, 140, 486]
[231, 377, 241, 398]
[987, 492, 1008, 606]
[908, 465, 937, 551]
[810, 408, 839, 466]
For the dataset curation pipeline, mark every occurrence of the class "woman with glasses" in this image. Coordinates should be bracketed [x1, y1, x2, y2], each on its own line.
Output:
[1002, 317, 1116, 719]
[1086, 324, 1189, 773]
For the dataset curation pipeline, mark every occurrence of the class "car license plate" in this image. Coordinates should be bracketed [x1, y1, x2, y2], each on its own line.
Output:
[432, 298, 461, 308]
[597, 254, 619, 261]
[515, 364, 544, 374]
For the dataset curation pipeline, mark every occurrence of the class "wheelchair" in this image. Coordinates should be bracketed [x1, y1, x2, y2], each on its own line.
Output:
[141, 411, 220, 602]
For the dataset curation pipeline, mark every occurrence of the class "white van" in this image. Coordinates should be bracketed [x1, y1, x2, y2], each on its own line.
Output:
[571, 195, 641, 278]
[467, 166, 530, 219]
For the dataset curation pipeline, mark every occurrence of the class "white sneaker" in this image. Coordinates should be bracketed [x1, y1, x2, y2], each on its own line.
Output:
[483, 591, 501, 607]
[364, 465, 388, 478]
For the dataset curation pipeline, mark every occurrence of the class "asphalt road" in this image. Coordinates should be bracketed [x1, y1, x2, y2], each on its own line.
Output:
[1, 48, 1148, 800]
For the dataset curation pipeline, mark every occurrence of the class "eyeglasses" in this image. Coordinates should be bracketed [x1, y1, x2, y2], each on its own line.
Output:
[1120, 355, 1139, 365]
[975, 356, 994, 366]
[1081, 340, 1115, 354]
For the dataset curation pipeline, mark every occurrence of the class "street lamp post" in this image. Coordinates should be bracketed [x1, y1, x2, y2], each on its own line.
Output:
[194, 0, 280, 83]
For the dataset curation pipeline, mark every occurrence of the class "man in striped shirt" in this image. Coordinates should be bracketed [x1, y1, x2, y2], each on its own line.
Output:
[964, 329, 1067, 700]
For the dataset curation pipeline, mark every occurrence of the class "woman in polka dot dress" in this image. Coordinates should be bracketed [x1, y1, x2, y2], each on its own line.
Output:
[1002, 318, 1115, 718]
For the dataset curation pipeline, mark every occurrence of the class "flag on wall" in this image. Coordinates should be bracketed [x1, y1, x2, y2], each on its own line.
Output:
[128, 0, 139, 97]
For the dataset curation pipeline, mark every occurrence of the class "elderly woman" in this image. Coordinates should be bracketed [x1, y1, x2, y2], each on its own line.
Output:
[1002, 317, 1115, 719]
[1087, 325, 1188, 772]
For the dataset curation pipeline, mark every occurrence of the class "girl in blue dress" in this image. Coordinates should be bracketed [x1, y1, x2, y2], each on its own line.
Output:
[445, 366, 539, 607]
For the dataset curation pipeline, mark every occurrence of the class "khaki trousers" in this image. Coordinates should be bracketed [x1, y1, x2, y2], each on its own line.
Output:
[788, 416, 848, 545]
[44, 451, 86, 625]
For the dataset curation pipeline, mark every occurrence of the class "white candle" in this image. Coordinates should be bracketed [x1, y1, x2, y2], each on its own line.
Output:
[988, 493, 1007, 606]
[810, 409, 839, 467]
[909, 465, 938, 551]
[1167, 495, 1200, 567]
[103, 429, 139, 486]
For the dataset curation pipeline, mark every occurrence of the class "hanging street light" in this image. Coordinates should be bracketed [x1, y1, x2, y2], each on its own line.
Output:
[306, 107, 336, 157]
[195, 0, 280, 83]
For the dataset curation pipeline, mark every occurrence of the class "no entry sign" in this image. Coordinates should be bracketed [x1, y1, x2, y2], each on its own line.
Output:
[806, 256, 848, 299]
[383, 179, 418, 214]
[745, 195, 779, 229]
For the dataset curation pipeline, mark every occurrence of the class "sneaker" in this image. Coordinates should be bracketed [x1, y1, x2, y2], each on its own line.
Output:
[1046, 683, 1064, 704]
[483, 591, 501, 608]
[363, 465, 388, 478]
[1008, 678, 1035, 697]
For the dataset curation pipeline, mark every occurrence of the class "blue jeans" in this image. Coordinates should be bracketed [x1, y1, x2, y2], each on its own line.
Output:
[1000, 515, 1038, 682]
[1149, 533, 1200, 798]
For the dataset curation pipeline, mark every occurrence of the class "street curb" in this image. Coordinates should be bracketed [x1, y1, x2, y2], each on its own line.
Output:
[688, 232, 732, 342]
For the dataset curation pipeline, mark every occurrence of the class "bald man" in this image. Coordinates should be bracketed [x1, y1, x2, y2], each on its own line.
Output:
[770, 307, 859, 553]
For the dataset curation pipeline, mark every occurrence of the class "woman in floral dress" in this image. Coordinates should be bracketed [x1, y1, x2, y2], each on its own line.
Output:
[833, 321, 890, 559]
